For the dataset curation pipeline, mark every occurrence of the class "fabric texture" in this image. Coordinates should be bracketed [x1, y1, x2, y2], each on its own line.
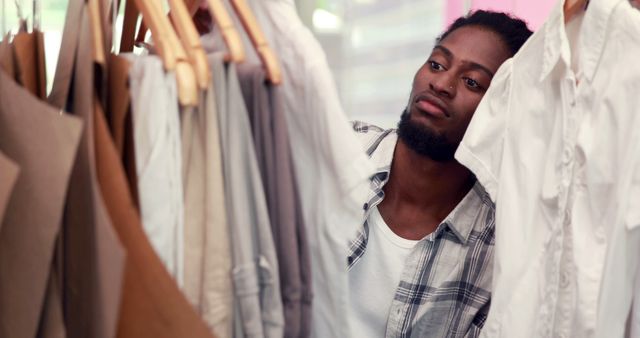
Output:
[236, 63, 312, 338]
[209, 52, 284, 338]
[349, 121, 495, 338]
[180, 80, 234, 337]
[124, 54, 185, 286]
[455, 0, 640, 336]
[0, 68, 83, 338]
[251, 2, 376, 337]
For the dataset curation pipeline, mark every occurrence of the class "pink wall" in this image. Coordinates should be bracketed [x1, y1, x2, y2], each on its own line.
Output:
[445, 0, 558, 31]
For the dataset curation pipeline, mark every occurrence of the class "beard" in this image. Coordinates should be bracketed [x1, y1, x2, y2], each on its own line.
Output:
[396, 108, 458, 162]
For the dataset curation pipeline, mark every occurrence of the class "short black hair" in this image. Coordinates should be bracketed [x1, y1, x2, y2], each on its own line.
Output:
[438, 10, 533, 56]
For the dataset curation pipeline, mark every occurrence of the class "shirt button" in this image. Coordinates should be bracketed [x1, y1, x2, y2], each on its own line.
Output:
[363, 203, 369, 210]
[560, 271, 570, 289]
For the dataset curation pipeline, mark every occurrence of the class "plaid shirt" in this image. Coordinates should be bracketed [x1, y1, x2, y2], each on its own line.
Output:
[348, 121, 496, 338]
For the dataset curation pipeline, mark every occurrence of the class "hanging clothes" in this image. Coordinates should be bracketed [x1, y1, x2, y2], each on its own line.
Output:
[47, 3, 127, 337]
[455, 0, 640, 337]
[249, 1, 376, 337]
[209, 51, 284, 338]
[123, 54, 186, 286]
[0, 68, 83, 338]
[180, 66, 233, 338]
[93, 83, 217, 338]
[237, 63, 313, 338]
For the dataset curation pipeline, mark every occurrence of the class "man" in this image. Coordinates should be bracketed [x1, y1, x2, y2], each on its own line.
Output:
[348, 11, 533, 338]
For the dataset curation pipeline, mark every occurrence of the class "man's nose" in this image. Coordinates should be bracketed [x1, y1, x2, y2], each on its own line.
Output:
[429, 73, 455, 98]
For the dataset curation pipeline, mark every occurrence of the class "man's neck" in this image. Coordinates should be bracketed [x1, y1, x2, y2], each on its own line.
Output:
[377, 139, 474, 239]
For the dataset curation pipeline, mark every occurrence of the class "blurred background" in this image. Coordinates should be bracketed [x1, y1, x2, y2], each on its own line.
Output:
[1, 0, 557, 128]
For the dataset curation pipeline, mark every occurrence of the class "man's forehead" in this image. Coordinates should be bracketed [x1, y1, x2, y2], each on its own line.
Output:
[433, 27, 509, 74]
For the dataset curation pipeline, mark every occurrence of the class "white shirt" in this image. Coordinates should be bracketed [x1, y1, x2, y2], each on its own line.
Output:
[125, 54, 185, 286]
[456, 0, 640, 337]
[349, 206, 419, 338]
[455, 0, 640, 337]
[251, 1, 376, 337]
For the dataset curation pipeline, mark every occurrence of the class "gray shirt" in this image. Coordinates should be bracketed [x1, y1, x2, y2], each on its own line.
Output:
[209, 52, 284, 338]
[237, 63, 313, 338]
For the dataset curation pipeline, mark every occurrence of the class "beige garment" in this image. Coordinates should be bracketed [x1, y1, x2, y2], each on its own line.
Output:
[0, 68, 83, 338]
[0, 151, 19, 227]
[181, 84, 233, 337]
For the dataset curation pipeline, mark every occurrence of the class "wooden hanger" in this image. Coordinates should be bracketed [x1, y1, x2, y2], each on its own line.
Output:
[564, 0, 589, 23]
[167, 0, 211, 89]
[205, 0, 245, 63]
[128, 0, 176, 69]
[148, 0, 199, 106]
[229, 0, 281, 84]
[136, 0, 246, 63]
[119, 0, 198, 106]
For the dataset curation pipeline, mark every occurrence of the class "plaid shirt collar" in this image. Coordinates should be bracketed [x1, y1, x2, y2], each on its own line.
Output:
[348, 126, 488, 268]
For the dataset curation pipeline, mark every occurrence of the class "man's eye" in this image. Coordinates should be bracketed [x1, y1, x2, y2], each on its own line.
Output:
[464, 77, 480, 89]
[428, 61, 444, 71]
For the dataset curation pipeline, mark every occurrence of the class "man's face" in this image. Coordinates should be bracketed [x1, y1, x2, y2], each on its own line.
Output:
[400, 25, 512, 161]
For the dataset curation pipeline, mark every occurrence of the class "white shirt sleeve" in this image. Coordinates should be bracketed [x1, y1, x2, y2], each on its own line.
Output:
[455, 58, 514, 203]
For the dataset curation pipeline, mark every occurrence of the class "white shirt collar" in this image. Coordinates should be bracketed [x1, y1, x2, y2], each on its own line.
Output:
[540, 0, 621, 83]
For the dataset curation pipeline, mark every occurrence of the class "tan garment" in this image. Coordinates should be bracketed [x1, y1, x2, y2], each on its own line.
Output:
[181, 85, 233, 337]
[11, 31, 47, 99]
[0, 68, 83, 338]
[0, 151, 19, 227]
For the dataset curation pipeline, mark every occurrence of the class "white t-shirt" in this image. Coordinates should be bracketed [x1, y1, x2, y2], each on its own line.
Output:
[349, 206, 418, 337]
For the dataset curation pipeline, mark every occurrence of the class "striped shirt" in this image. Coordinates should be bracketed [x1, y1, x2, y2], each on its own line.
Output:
[348, 121, 496, 338]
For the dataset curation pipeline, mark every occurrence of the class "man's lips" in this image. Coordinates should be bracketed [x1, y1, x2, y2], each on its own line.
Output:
[415, 95, 449, 118]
